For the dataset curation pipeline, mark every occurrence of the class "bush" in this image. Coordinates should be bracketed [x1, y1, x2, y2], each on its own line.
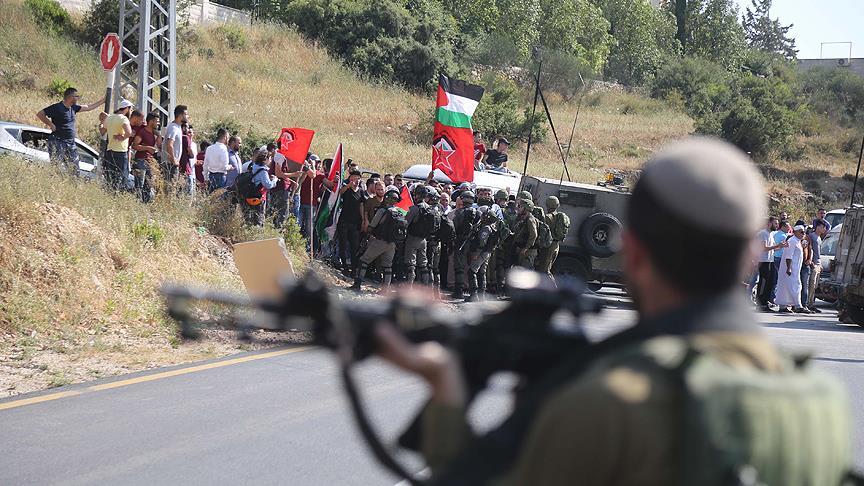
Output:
[203, 116, 273, 160]
[532, 49, 594, 102]
[472, 32, 523, 68]
[47, 77, 73, 97]
[132, 221, 165, 246]
[24, 0, 72, 36]
[280, 0, 462, 91]
[213, 24, 247, 50]
[78, 0, 123, 48]
[801, 67, 864, 128]
[472, 73, 546, 144]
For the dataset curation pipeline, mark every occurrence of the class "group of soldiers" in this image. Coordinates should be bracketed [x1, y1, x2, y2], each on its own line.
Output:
[349, 181, 570, 301]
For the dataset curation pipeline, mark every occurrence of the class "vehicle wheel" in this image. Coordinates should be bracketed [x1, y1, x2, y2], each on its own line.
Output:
[844, 304, 864, 328]
[579, 213, 623, 258]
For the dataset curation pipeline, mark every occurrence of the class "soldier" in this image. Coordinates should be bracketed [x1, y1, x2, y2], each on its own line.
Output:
[350, 187, 406, 292]
[537, 196, 570, 278]
[404, 185, 438, 286]
[451, 190, 479, 299]
[375, 137, 853, 485]
[511, 199, 538, 269]
[467, 206, 499, 301]
[424, 187, 447, 295]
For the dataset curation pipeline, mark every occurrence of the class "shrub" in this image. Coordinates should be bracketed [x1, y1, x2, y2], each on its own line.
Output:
[800, 67, 864, 128]
[533, 49, 594, 102]
[203, 116, 273, 160]
[47, 77, 73, 97]
[24, 0, 72, 36]
[132, 221, 165, 246]
[472, 32, 523, 68]
[280, 0, 461, 91]
[213, 24, 247, 50]
[472, 73, 546, 144]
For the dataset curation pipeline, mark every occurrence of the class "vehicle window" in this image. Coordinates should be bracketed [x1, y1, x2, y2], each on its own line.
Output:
[75, 142, 97, 168]
[4, 128, 21, 140]
[822, 234, 839, 257]
[21, 130, 50, 151]
[826, 213, 844, 228]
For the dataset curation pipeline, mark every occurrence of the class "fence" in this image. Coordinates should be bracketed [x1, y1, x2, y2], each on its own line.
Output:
[57, 0, 251, 25]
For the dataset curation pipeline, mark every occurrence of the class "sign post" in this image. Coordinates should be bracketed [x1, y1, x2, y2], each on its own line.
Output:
[99, 33, 121, 155]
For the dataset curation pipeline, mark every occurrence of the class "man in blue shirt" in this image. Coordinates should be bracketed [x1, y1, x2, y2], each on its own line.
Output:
[771, 220, 791, 304]
[36, 87, 104, 174]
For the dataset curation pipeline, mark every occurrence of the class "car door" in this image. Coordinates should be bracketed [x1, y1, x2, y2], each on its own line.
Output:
[74, 139, 98, 176]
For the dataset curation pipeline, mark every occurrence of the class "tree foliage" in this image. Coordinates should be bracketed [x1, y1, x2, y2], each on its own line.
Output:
[669, 0, 747, 71]
[742, 0, 797, 60]
[472, 73, 547, 144]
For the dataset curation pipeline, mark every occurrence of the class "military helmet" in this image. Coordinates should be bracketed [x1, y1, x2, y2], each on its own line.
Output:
[519, 198, 534, 210]
[518, 190, 534, 202]
[546, 195, 560, 210]
[425, 187, 439, 200]
[384, 186, 401, 201]
[413, 184, 428, 200]
[460, 190, 476, 202]
[457, 182, 472, 192]
[481, 206, 498, 222]
[531, 206, 546, 220]
[494, 189, 508, 201]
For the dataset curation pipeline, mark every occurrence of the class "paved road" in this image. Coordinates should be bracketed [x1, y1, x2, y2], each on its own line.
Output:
[1, 297, 862, 485]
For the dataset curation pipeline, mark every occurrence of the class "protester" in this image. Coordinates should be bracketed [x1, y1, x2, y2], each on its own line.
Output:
[161, 105, 188, 185]
[179, 122, 196, 195]
[770, 220, 792, 303]
[337, 170, 365, 275]
[131, 112, 160, 203]
[473, 131, 487, 170]
[383, 173, 394, 187]
[813, 208, 831, 232]
[203, 128, 231, 193]
[484, 138, 509, 171]
[755, 217, 786, 311]
[799, 230, 813, 312]
[224, 136, 243, 189]
[240, 152, 277, 226]
[775, 225, 807, 313]
[36, 88, 105, 174]
[806, 219, 828, 312]
[128, 110, 144, 130]
[194, 140, 209, 192]
[102, 99, 135, 192]
[299, 157, 333, 241]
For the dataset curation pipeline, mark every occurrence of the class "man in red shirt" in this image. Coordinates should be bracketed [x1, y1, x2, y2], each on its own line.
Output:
[300, 157, 335, 249]
[130, 112, 160, 203]
[473, 130, 487, 170]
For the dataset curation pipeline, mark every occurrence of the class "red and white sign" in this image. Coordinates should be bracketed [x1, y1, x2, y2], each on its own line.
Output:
[100, 33, 121, 71]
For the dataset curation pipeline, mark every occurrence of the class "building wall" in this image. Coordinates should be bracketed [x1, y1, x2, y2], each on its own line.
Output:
[798, 58, 864, 79]
[58, 0, 251, 25]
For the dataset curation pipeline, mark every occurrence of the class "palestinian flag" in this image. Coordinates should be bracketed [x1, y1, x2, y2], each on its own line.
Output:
[432, 75, 484, 183]
[315, 143, 343, 244]
[394, 185, 413, 215]
[276, 127, 315, 170]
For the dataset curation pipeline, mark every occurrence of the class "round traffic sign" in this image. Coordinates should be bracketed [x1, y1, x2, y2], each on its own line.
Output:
[100, 33, 121, 71]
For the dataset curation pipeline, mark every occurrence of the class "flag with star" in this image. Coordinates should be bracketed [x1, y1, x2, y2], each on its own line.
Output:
[432, 75, 484, 183]
[276, 127, 315, 170]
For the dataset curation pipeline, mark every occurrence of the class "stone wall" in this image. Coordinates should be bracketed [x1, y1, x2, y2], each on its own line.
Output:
[58, 0, 251, 25]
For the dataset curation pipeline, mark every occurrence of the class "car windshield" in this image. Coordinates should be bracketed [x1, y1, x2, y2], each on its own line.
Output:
[826, 213, 844, 228]
[822, 233, 839, 257]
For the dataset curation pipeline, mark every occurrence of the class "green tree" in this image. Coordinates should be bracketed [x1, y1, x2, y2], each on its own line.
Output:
[669, 0, 746, 71]
[536, 0, 611, 74]
[742, 0, 797, 60]
[472, 73, 546, 143]
[596, 0, 679, 85]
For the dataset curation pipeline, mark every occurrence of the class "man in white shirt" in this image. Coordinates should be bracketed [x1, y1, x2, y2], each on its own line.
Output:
[203, 128, 231, 193]
[755, 216, 786, 311]
[161, 105, 187, 184]
[775, 225, 807, 312]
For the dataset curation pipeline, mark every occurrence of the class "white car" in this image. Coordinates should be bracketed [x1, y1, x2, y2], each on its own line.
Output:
[816, 223, 842, 302]
[825, 209, 845, 229]
[0, 121, 99, 178]
[402, 164, 522, 194]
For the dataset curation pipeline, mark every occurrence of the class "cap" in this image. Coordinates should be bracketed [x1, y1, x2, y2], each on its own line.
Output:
[794, 225, 805, 232]
[546, 195, 560, 210]
[518, 191, 533, 202]
[495, 189, 508, 201]
[639, 137, 766, 238]
[116, 99, 134, 111]
[498, 137, 511, 145]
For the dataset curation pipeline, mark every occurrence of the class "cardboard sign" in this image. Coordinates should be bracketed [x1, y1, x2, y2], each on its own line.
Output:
[232, 238, 296, 300]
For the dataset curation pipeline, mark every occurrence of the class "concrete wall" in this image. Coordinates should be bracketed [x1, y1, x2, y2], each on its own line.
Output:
[59, 0, 251, 25]
[798, 58, 864, 79]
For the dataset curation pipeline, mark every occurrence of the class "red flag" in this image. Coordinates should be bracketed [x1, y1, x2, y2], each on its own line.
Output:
[276, 128, 315, 169]
[394, 185, 413, 214]
[432, 75, 484, 183]
[325, 143, 343, 182]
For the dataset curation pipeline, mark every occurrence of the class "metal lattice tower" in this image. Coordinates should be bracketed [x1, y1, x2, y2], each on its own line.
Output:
[115, 0, 177, 126]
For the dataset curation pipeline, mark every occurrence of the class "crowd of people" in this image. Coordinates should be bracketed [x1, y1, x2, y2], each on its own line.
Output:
[751, 209, 832, 314]
[36, 89, 570, 300]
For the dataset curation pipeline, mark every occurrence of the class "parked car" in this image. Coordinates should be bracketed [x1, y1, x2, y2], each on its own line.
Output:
[825, 208, 845, 229]
[816, 223, 842, 302]
[0, 121, 99, 178]
[402, 164, 521, 194]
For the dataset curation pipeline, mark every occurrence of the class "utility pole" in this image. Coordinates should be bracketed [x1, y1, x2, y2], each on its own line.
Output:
[116, 0, 177, 127]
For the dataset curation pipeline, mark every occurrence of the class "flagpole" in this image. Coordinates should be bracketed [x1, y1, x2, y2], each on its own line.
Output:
[521, 48, 542, 190]
[309, 172, 314, 257]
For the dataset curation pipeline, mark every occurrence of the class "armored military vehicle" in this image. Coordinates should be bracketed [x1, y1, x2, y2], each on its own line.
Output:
[828, 205, 864, 326]
[520, 175, 629, 288]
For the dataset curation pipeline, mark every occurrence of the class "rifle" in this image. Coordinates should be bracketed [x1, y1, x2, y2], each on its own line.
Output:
[161, 269, 603, 485]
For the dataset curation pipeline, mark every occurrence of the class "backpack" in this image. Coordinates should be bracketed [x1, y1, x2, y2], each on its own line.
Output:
[408, 204, 439, 238]
[471, 225, 499, 253]
[373, 207, 408, 243]
[550, 211, 571, 241]
[235, 166, 267, 203]
[632, 337, 852, 486]
[455, 207, 479, 241]
[536, 218, 553, 250]
[436, 215, 455, 245]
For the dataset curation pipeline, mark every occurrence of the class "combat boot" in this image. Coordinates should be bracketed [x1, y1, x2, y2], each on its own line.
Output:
[349, 278, 362, 291]
[451, 286, 465, 300]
